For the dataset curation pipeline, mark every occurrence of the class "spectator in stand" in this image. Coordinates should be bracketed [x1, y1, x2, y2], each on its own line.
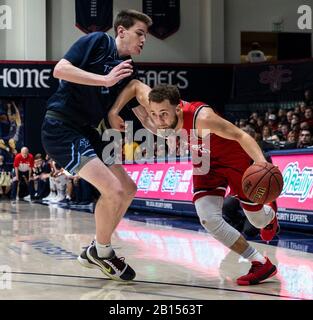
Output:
[304, 89, 313, 106]
[300, 102, 307, 115]
[294, 105, 301, 117]
[248, 119, 258, 130]
[297, 129, 312, 149]
[249, 112, 258, 122]
[42, 160, 67, 203]
[286, 110, 294, 125]
[256, 117, 264, 133]
[303, 107, 313, 127]
[286, 130, 299, 148]
[277, 108, 287, 123]
[30, 153, 51, 200]
[239, 119, 248, 129]
[262, 125, 272, 141]
[269, 133, 281, 143]
[246, 42, 267, 63]
[243, 125, 256, 139]
[267, 114, 278, 131]
[11, 147, 34, 203]
[0, 155, 12, 199]
[279, 124, 290, 141]
[290, 114, 301, 132]
[300, 122, 310, 131]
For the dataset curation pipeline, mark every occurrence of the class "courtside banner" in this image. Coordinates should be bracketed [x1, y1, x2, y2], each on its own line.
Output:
[123, 160, 197, 216]
[0, 62, 58, 97]
[75, 0, 113, 33]
[143, 0, 180, 39]
[271, 151, 313, 230]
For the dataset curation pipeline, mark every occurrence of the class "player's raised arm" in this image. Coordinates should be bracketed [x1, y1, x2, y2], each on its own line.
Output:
[108, 79, 151, 131]
[196, 107, 267, 163]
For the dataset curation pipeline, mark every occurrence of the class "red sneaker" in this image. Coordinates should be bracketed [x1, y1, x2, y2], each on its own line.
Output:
[260, 202, 280, 242]
[236, 257, 277, 285]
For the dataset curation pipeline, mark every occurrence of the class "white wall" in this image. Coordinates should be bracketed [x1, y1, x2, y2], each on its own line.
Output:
[225, 0, 313, 63]
[46, 0, 201, 63]
[0, 0, 45, 60]
[3, 0, 25, 60]
[2, 0, 313, 63]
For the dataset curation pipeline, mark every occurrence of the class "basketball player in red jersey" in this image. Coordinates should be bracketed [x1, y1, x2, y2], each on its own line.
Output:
[108, 80, 279, 285]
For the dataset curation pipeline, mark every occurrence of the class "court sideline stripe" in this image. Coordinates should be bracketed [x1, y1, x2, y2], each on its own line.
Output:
[10, 271, 304, 300]
[10, 280, 197, 300]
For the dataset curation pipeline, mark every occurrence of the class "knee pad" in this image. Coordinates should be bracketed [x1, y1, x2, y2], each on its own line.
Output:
[194, 196, 241, 248]
[243, 205, 275, 229]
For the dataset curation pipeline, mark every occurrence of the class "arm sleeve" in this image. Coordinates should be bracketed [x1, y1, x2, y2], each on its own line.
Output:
[63, 32, 110, 68]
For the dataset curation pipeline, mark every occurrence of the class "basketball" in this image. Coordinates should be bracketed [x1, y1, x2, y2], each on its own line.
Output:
[242, 162, 283, 204]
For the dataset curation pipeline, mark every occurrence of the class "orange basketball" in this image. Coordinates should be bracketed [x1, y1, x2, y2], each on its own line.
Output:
[242, 162, 283, 204]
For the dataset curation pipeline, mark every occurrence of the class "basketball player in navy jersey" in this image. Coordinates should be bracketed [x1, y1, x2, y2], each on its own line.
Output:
[108, 80, 279, 285]
[41, 10, 152, 281]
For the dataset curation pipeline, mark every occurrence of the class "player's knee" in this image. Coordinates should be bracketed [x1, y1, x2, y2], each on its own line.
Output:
[195, 197, 223, 232]
[198, 213, 223, 234]
[195, 196, 240, 247]
[100, 185, 124, 202]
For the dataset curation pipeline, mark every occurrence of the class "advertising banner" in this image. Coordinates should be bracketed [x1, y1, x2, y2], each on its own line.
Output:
[271, 152, 313, 229]
[124, 160, 197, 216]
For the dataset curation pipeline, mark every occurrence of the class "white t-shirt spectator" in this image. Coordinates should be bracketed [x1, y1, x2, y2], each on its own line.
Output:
[246, 50, 267, 63]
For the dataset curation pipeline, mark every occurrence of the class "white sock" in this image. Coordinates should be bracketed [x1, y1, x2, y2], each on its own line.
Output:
[96, 241, 114, 258]
[242, 246, 266, 264]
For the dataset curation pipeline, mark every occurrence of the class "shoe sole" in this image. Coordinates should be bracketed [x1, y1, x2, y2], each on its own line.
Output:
[237, 266, 277, 286]
[86, 249, 134, 282]
[77, 256, 97, 269]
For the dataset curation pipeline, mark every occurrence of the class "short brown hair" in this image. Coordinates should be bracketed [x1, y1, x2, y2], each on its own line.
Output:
[149, 85, 181, 106]
[114, 10, 152, 36]
[34, 153, 43, 160]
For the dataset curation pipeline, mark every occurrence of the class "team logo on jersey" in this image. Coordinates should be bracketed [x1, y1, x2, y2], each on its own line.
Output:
[190, 144, 209, 154]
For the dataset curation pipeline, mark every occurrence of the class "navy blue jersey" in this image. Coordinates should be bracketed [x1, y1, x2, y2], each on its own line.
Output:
[47, 32, 137, 127]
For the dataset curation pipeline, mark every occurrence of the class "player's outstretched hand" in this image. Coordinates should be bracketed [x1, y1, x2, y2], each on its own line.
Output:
[104, 59, 133, 87]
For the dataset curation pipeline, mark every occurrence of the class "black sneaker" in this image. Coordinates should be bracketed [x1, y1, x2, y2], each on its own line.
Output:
[86, 245, 136, 281]
[77, 240, 96, 269]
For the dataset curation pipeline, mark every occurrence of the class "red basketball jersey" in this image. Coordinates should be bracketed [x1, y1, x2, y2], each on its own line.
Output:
[180, 100, 251, 166]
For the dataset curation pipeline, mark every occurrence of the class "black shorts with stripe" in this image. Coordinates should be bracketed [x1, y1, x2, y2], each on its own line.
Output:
[41, 112, 115, 175]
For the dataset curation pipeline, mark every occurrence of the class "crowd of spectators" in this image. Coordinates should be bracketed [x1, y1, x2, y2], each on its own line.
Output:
[235, 93, 313, 152]
[2, 90, 312, 209]
[0, 146, 96, 208]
